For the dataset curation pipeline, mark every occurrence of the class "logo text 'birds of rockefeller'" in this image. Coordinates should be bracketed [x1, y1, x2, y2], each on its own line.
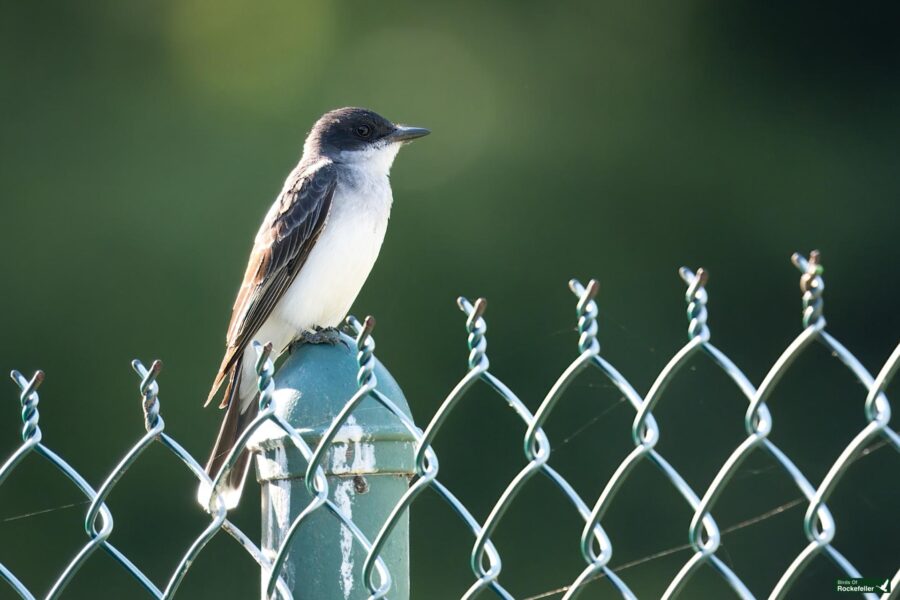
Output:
[835, 578, 891, 594]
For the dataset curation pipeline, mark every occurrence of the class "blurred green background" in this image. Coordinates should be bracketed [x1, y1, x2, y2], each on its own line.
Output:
[1, 1, 898, 598]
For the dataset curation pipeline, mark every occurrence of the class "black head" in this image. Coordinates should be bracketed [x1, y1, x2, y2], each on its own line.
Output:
[304, 107, 429, 160]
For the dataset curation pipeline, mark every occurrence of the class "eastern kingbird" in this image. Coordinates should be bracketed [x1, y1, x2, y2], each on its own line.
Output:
[201, 107, 429, 508]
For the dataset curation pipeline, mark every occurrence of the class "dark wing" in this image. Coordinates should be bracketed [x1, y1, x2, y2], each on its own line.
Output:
[205, 161, 337, 407]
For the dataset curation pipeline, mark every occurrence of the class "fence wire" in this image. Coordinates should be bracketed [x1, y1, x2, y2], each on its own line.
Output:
[1, 250, 897, 599]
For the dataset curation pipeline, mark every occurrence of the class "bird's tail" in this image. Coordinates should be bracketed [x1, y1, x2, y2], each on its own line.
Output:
[198, 361, 259, 510]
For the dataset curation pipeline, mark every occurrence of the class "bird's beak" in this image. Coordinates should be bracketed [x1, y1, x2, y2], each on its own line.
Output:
[387, 125, 430, 143]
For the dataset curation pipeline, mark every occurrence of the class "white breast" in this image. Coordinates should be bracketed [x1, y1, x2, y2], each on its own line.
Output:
[265, 164, 393, 344]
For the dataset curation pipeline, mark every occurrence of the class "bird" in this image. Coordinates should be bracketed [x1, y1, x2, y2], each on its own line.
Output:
[200, 107, 429, 509]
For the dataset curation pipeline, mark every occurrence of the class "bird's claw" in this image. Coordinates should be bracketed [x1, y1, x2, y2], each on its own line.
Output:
[290, 326, 349, 350]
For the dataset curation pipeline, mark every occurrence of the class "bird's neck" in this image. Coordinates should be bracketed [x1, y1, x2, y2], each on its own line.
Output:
[338, 143, 400, 179]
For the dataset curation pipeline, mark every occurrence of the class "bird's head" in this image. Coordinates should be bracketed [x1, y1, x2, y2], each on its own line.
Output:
[304, 107, 429, 172]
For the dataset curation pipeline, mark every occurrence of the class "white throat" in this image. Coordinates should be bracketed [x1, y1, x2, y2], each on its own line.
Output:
[337, 141, 402, 178]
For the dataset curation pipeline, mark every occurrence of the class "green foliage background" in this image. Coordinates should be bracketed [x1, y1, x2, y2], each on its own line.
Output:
[1, 2, 897, 598]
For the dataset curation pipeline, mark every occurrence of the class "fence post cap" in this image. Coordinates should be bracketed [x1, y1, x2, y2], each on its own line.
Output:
[249, 332, 415, 481]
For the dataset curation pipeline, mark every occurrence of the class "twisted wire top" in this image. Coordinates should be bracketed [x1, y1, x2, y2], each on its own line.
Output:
[254, 341, 275, 411]
[458, 297, 489, 371]
[679, 267, 710, 341]
[347, 315, 377, 389]
[132, 360, 162, 432]
[793, 250, 826, 329]
[569, 278, 600, 355]
[10, 369, 43, 443]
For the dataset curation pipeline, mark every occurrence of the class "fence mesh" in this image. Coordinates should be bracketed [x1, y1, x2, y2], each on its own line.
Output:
[1, 250, 897, 599]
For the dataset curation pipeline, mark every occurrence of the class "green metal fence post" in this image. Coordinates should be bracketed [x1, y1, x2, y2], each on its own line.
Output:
[249, 333, 416, 599]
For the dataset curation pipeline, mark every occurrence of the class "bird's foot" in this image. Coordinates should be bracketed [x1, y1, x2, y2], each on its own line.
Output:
[290, 326, 348, 351]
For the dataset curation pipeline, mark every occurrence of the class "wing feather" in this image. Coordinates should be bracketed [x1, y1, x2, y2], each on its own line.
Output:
[205, 161, 337, 406]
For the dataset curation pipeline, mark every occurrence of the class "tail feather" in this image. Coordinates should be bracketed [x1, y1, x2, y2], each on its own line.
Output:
[200, 359, 259, 510]
[205, 345, 241, 407]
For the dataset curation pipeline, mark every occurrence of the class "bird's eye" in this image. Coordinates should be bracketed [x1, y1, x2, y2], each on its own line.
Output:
[356, 125, 372, 138]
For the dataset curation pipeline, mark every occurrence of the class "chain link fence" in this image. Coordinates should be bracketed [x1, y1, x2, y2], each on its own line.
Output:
[1, 250, 897, 599]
